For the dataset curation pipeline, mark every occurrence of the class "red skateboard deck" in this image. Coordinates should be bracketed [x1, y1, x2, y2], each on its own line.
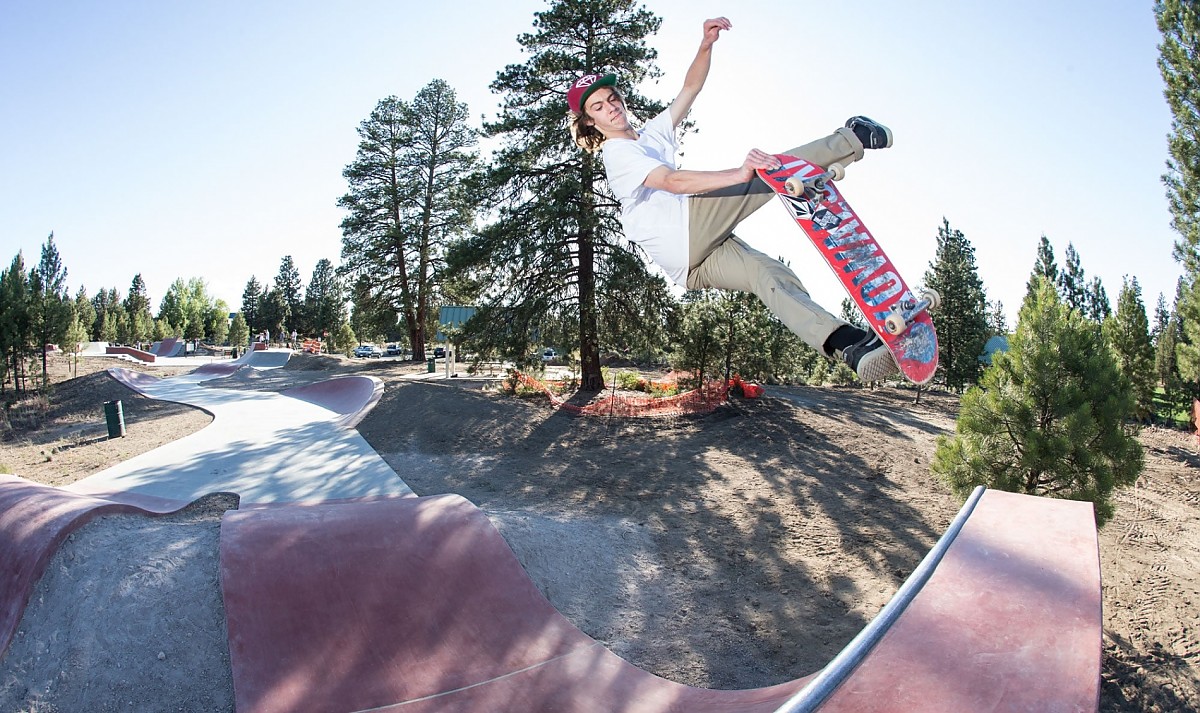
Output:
[757, 155, 939, 385]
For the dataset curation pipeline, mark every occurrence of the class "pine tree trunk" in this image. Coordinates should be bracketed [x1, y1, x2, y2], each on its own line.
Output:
[578, 234, 602, 391]
[578, 155, 603, 391]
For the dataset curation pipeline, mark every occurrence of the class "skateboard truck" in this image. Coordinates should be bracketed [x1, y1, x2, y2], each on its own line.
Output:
[784, 163, 846, 202]
[884, 288, 942, 335]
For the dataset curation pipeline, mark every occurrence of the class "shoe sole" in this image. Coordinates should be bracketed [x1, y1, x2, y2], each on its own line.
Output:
[856, 346, 900, 382]
[876, 125, 893, 149]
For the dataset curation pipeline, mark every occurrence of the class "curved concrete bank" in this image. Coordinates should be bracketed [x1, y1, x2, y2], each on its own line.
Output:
[0, 475, 197, 657]
[219, 489, 1100, 713]
[0, 363, 413, 662]
[281, 376, 383, 428]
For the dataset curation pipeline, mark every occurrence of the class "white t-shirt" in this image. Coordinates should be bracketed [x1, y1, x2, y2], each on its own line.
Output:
[602, 109, 690, 286]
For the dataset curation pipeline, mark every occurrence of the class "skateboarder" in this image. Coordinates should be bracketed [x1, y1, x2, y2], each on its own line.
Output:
[568, 17, 899, 382]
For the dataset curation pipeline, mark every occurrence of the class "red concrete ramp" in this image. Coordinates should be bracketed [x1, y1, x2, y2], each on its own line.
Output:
[0, 474, 193, 658]
[218, 489, 1100, 713]
[107, 366, 162, 395]
[280, 376, 382, 428]
[195, 362, 244, 377]
[155, 337, 183, 357]
[219, 495, 808, 713]
[776, 487, 1101, 712]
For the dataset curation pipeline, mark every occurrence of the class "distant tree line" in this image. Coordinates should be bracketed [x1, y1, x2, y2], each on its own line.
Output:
[0, 232, 349, 396]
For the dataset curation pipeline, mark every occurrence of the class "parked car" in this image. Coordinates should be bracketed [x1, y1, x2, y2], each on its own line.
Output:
[386, 343, 403, 356]
[432, 347, 446, 359]
[354, 344, 383, 358]
[542, 348, 557, 362]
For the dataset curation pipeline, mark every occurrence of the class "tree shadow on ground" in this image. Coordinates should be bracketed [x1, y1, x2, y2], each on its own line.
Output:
[364, 381, 961, 689]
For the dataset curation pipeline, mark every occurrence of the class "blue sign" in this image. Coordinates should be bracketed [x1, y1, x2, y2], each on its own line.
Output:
[436, 306, 477, 342]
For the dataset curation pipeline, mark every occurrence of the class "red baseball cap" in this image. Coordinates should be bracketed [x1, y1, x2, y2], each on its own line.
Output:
[567, 73, 617, 113]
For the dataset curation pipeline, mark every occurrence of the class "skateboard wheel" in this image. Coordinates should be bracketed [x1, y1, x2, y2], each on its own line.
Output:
[885, 313, 907, 335]
[827, 163, 846, 181]
[920, 288, 942, 310]
[784, 177, 804, 197]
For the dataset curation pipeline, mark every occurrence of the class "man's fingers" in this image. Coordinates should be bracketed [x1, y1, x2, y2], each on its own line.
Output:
[746, 149, 780, 170]
[704, 17, 732, 36]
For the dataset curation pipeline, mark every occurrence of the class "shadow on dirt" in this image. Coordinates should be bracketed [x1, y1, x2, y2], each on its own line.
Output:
[359, 380, 961, 689]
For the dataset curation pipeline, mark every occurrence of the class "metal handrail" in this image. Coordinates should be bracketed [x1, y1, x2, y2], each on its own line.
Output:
[771, 485, 987, 713]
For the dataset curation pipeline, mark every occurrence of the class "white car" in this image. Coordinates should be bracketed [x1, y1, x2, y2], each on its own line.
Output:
[541, 348, 557, 362]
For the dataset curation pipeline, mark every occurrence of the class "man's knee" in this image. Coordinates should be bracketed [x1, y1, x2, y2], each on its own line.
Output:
[755, 260, 809, 298]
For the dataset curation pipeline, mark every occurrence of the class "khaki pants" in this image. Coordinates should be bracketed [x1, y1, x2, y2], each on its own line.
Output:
[686, 127, 864, 351]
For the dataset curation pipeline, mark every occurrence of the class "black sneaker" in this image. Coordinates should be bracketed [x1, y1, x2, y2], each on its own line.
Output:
[845, 116, 893, 150]
[838, 331, 899, 382]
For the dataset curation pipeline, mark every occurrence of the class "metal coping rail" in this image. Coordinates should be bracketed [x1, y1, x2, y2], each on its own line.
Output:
[771, 485, 987, 713]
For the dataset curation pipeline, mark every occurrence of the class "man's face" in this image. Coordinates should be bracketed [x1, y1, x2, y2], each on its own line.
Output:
[584, 87, 631, 135]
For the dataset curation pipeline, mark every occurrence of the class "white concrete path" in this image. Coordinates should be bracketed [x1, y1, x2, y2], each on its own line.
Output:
[66, 363, 413, 505]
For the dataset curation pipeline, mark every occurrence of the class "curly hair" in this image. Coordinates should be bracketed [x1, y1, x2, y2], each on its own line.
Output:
[568, 86, 625, 153]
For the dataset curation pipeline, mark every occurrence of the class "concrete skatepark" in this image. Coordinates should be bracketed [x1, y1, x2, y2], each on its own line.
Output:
[0, 351, 1103, 711]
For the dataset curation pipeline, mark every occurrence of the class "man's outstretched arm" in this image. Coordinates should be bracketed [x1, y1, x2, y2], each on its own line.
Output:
[668, 17, 731, 127]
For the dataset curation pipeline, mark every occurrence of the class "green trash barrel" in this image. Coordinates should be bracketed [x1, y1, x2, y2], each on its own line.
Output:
[426, 358, 436, 373]
[104, 400, 126, 439]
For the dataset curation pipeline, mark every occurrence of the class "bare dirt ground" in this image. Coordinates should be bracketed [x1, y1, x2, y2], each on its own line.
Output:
[0, 353, 1197, 712]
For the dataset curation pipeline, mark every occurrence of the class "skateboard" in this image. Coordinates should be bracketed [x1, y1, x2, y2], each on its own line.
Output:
[757, 155, 939, 385]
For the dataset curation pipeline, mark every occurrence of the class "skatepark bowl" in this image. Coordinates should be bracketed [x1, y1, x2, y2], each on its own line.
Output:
[0, 359, 1103, 712]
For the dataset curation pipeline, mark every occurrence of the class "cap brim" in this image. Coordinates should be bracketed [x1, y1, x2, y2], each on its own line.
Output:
[578, 73, 618, 110]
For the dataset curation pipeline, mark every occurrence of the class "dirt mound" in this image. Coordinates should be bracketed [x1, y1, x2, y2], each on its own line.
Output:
[282, 353, 351, 372]
[2, 361, 211, 486]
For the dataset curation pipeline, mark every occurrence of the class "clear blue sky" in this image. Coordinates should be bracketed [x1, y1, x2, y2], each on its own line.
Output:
[0, 1, 1179, 328]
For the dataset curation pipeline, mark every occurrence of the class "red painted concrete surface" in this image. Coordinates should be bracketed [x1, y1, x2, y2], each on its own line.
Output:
[219, 490, 1101, 713]
[155, 337, 182, 357]
[280, 376, 382, 428]
[194, 362, 244, 377]
[106, 367, 163, 395]
[817, 488, 1101, 712]
[104, 345, 156, 362]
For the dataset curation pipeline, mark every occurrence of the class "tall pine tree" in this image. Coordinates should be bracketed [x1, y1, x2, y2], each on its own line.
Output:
[445, 0, 673, 390]
[1157, 1, 1200, 404]
[304, 258, 345, 341]
[241, 277, 263, 334]
[923, 218, 989, 391]
[124, 274, 153, 347]
[1157, 0, 1200, 271]
[1057, 243, 1088, 313]
[340, 79, 477, 360]
[1024, 235, 1058, 306]
[0, 254, 32, 395]
[1156, 279, 1189, 421]
[275, 256, 303, 333]
[74, 287, 96, 345]
[1105, 276, 1157, 422]
[1086, 276, 1112, 323]
[31, 233, 72, 384]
